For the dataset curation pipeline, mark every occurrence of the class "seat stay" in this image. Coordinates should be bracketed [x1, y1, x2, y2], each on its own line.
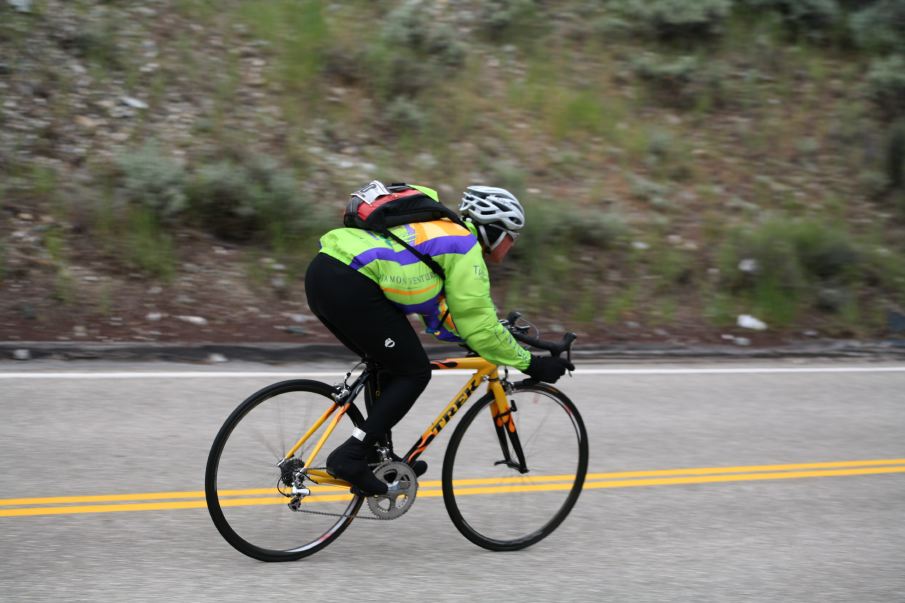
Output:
[283, 366, 372, 470]
[283, 402, 338, 461]
[303, 402, 352, 470]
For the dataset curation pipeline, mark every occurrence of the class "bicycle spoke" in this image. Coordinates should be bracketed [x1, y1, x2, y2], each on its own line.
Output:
[518, 401, 554, 452]
[442, 383, 588, 551]
[206, 381, 363, 561]
[248, 423, 282, 460]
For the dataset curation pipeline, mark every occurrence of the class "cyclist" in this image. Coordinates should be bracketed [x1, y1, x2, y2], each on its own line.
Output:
[304, 183, 574, 495]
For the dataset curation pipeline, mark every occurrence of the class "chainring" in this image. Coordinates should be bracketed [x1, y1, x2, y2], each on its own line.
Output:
[366, 461, 418, 520]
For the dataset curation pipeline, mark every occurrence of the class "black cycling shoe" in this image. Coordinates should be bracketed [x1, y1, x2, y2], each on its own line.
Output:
[326, 437, 388, 496]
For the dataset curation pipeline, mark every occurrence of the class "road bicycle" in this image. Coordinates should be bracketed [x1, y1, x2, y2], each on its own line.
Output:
[205, 313, 589, 561]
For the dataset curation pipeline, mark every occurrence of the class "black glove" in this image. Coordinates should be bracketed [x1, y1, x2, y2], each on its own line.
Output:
[524, 355, 575, 383]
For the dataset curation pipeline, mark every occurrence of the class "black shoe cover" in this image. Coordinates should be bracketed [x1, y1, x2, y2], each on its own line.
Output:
[326, 437, 388, 496]
[391, 453, 427, 477]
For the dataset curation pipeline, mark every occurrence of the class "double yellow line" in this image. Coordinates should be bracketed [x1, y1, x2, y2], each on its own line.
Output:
[2, 458, 904, 518]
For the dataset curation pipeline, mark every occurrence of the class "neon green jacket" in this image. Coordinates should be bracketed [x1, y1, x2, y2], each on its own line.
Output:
[318, 190, 531, 370]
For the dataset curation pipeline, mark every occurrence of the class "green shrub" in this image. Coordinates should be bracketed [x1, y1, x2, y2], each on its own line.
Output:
[740, 0, 840, 34]
[632, 53, 698, 93]
[850, 0, 905, 54]
[369, 1, 466, 98]
[729, 219, 859, 284]
[628, 173, 671, 205]
[863, 120, 905, 201]
[510, 202, 628, 273]
[189, 161, 247, 240]
[383, 97, 429, 135]
[885, 120, 905, 191]
[484, 160, 528, 197]
[116, 143, 188, 219]
[476, 0, 540, 41]
[862, 244, 905, 301]
[550, 91, 608, 138]
[589, 16, 634, 41]
[792, 221, 859, 280]
[611, 0, 733, 41]
[866, 54, 905, 121]
[381, 1, 465, 66]
[27, 164, 58, 203]
[235, 0, 329, 98]
[123, 207, 176, 280]
[553, 210, 630, 249]
[65, 13, 122, 70]
[187, 156, 309, 242]
[718, 218, 861, 321]
[631, 54, 727, 109]
[0, 237, 6, 285]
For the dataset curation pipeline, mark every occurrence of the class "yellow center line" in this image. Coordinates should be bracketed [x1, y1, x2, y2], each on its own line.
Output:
[584, 457, 905, 480]
[4, 458, 904, 506]
[582, 466, 905, 490]
[0, 485, 352, 507]
[2, 459, 904, 518]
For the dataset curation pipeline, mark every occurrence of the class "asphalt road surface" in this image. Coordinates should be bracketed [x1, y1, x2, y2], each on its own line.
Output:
[1, 360, 904, 602]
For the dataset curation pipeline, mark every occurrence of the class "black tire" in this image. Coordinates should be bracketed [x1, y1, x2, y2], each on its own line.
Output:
[205, 380, 365, 561]
[442, 382, 588, 551]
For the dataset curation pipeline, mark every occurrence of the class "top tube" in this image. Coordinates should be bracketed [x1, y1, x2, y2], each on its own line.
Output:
[430, 357, 495, 371]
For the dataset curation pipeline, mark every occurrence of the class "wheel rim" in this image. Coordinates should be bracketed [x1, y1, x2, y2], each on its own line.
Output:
[208, 383, 362, 557]
[444, 386, 587, 548]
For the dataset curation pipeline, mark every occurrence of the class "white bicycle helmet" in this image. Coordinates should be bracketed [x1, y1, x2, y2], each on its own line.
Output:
[459, 186, 525, 251]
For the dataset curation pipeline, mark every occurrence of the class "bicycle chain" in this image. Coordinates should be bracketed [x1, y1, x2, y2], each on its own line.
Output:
[290, 506, 387, 520]
[290, 499, 407, 521]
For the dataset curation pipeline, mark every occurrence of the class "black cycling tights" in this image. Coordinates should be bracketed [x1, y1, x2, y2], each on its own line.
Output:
[305, 253, 432, 439]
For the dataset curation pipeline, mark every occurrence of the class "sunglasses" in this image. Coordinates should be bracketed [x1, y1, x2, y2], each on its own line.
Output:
[480, 224, 519, 251]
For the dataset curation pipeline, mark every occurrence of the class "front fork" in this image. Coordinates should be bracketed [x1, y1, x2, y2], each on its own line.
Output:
[488, 377, 529, 474]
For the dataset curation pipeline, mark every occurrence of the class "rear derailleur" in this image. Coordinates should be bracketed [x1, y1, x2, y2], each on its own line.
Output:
[277, 457, 310, 511]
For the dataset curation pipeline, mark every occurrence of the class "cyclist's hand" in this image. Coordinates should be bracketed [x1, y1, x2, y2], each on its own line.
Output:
[524, 355, 574, 383]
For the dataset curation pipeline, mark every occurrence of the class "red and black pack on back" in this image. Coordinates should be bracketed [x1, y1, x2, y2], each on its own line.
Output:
[343, 181, 464, 231]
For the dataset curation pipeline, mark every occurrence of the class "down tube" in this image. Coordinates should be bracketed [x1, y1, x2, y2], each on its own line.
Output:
[403, 363, 497, 464]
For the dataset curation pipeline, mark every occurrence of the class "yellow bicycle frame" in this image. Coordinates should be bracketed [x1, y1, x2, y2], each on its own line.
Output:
[280, 356, 515, 488]
[403, 357, 513, 464]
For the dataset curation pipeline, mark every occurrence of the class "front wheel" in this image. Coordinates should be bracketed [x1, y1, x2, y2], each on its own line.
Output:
[205, 380, 365, 561]
[442, 382, 589, 551]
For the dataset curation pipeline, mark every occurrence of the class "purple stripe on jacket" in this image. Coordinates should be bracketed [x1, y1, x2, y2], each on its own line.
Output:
[349, 234, 477, 270]
[393, 295, 442, 315]
[390, 295, 463, 343]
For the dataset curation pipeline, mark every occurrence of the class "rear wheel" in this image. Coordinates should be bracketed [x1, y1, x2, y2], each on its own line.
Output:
[205, 380, 364, 561]
[442, 382, 588, 551]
